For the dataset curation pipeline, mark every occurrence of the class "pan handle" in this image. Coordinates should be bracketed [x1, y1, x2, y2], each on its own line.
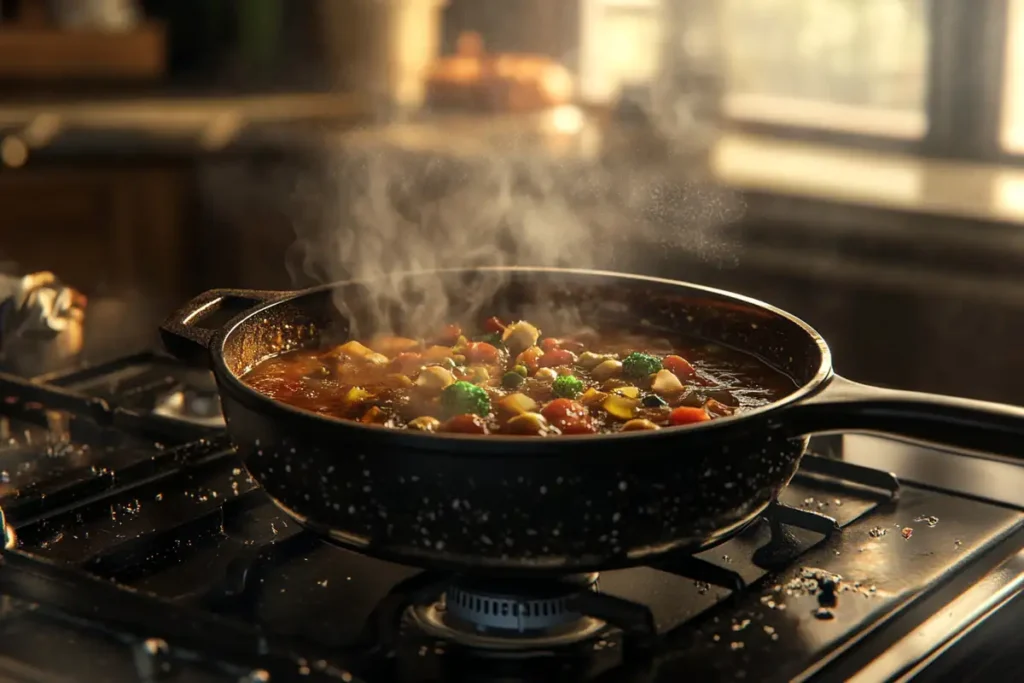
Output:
[788, 374, 1024, 458]
[160, 288, 287, 365]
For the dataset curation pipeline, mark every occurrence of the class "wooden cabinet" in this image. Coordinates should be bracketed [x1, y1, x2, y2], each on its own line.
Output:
[0, 165, 191, 308]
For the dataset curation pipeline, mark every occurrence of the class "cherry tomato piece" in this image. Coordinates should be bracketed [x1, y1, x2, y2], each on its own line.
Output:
[669, 406, 711, 425]
[390, 352, 423, 374]
[541, 398, 596, 434]
[540, 337, 561, 352]
[515, 346, 544, 373]
[663, 355, 696, 379]
[537, 348, 577, 368]
[441, 414, 490, 434]
[483, 316, 506, 334]
[464, 341, 501, 364]
[435, 324, 462, 346]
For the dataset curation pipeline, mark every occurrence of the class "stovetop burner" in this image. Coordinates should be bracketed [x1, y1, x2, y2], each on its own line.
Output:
[412, 573, 606, 652]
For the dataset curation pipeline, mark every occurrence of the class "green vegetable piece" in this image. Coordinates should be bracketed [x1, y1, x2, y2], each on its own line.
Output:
[440, 381, 491, 418]
[622, 352, 663, 379]
[551, 374, 584, 399]
[642, 394, 668, 408]
[502, 371, 525, 389]
[513, 364, 528, 377]
[474, 331, 505, 349]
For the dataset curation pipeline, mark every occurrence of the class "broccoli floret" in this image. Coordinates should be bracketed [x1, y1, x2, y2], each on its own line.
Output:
[622, 352, 663, 379]
[440, 381, 491, 418]
[502, 371, 525, 389]
[551, 374, 584, 399]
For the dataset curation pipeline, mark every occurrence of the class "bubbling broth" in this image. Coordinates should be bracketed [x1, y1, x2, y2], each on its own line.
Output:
[240, 316, 798, 436]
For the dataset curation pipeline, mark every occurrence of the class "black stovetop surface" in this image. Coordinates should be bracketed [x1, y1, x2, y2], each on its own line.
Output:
[0, 352, 1022, 683]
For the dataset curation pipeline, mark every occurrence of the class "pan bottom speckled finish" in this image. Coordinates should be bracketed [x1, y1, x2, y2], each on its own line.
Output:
[161, 268, 1024, 576]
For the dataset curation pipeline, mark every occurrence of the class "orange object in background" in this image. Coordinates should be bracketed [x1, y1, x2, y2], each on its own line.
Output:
[426, 31, 575, 112]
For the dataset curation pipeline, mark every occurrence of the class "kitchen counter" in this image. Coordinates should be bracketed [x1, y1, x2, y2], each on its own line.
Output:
[713, 131, 1024, 226]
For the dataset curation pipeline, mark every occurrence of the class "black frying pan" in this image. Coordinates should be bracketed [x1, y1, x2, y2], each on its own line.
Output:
[160, 268, 1024, 576]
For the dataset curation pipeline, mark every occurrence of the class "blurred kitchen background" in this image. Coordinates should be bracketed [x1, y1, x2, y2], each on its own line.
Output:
[1, 0, 1023, 404]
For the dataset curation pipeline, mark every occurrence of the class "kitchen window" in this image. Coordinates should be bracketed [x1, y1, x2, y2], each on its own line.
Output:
[720, 0, 930, 139]
[578, 0, 664, 104]
[578, 0, 1019, 164]
[1003, 0, 1024, 153]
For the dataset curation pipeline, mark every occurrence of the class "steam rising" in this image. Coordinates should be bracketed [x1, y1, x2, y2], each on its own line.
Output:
[286, 118, 744, 338]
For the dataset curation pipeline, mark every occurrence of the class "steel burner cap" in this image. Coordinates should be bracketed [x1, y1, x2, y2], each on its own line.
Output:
[410, 573, 606, 652]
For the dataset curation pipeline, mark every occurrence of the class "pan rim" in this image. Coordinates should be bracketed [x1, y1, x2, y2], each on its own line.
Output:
[212, 267, 833, 448]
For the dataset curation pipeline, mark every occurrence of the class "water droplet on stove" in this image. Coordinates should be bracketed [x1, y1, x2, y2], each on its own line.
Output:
[763, 625, 775, 635]
[729, 641, 745, 650]
[142, 637, 168, 656]
[233, 467, 242, 476]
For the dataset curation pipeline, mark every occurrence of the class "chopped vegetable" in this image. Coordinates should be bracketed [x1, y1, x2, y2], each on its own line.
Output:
[641, 394, 668, 408]
[465, 366, 490, 384]
[416, 366, 455, 392]
[602, 394, 639, 420]
[368, 335, 419, 357]
[440, 381, 492, 418]
[515, 346, 544, 374]
[464, 341, 502, 364]
[670, 406, 711, 425]
[502, 371, 526, 389]
[663, 354, 696, 379]
[408, 416, 441, 432]
[360, 406, 387, 424]
[534, 368, 559, 382]
[591, 359, 623, 382]
[440, 413, 489, 434]
[541, 399, 595, 434]
[538, 348, 577, 368]
[422, 345, 455, 362]
[621, 419, 660, 431]
[551, 374, 584, 399]
[580, 387, 608, 407]
[336, 341, 389, 366]
[502, 321, 541, 355]
[343, 387, 372, 405]
[497, 392, 539, 415]
[577, 351, 612, 369]
[483, 316, 506, 334]
[622, 352, 663, 379]
[382, 373, 414, 389]
[472, 331, 504, 346]
[390, 352, 424, 374]
[512, 364, 528, 377]
[611, 386, 640, 399]
[435, 324, 462, 346]
[651, 369, 685, 395]
[704, 399, 735, 417]
[506, 412, 559, 436]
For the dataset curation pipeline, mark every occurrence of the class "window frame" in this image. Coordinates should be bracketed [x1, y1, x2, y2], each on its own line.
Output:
[718, 0, 1018, 165]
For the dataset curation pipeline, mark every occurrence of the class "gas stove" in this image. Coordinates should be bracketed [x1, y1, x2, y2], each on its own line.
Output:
[0, 352, 1022, 683]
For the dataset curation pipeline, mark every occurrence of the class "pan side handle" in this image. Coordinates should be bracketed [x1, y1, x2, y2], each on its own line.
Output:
[160, 288, 286, 365]
[786, 374, 1024, 459]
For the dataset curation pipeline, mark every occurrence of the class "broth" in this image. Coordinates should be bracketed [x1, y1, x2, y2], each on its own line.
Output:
[241, 316, 798, 436]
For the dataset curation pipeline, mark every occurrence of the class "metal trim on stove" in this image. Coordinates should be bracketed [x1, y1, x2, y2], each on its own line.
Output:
[847, 546, 1024, 682]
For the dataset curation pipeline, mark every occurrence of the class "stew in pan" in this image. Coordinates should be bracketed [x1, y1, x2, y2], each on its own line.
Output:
[241, 316, 797, 436]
